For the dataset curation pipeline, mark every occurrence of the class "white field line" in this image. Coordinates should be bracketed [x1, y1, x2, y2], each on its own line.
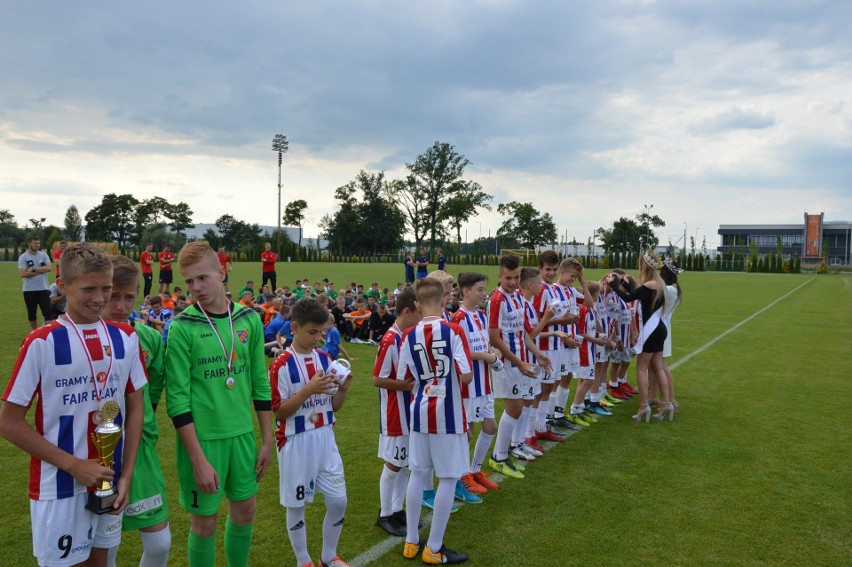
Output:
[351, 277, 813, 566]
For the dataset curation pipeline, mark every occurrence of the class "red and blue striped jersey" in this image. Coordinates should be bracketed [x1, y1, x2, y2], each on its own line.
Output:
[373, 325, 411, 436]
[488, 288, 526, 366]
[270, 348, 335, 448]
[3, 319, 147, 500]
[522, 297, 540, 364]
[533, 283, 567, 351]
[577, 305, 596, 367]
[397, 318, 472, 435]
[451, 306, 492, 399]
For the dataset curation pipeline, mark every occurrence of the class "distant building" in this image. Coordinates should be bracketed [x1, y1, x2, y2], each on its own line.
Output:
[717, 213, 851, 265]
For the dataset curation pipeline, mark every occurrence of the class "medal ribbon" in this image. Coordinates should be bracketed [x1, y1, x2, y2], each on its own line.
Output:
[287, 347, 321, 414]
[64, 315, 114, 404]
[197, 302, 235, 378]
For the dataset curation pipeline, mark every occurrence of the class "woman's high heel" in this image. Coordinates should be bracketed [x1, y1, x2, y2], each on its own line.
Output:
[632, 404, 651, 423]
[654, 402, 674, 422]
[671, 400, 679, 413]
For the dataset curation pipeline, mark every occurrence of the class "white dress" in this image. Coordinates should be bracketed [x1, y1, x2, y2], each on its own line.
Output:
[661, 285, 680, 358]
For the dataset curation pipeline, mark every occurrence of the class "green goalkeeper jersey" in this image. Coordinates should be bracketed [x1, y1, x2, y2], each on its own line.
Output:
[135, 322, 165, 446]
[165, 302, 270, 441]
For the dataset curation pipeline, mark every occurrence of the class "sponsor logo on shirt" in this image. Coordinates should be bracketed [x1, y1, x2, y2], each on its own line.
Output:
[238, 329, 249, 344]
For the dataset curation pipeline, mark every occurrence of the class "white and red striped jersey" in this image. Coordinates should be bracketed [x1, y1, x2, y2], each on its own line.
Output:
[522, 297, 540, 364]
[560, 285, 585, 339]
[442, 309, 453, 323]
[594, 293, 610, 342]
[576, 305, 596, 367]
[270, 348, 335, 448]
[397, 317, 472, 435]
[533, 283, 568, 351]
[451, 306, 492, 399]
[488, 287, 527, 366]
[3, 319, 147, 501]
[373, 325, 411, 436]
[611, 293, 631, 344]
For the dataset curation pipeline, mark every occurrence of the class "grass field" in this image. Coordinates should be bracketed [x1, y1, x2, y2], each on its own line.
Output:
[1, 261, 850, 566]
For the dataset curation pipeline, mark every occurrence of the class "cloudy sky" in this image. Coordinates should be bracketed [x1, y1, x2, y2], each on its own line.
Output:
[2, 0, 850, 249]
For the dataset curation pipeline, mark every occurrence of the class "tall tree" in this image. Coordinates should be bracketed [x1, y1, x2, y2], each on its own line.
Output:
[282, 199, 308, 248]
[63, 205, 83, 241]
[496, 201, 557, 249]
[0, 209, 25, 247]
[166, 201, 194, 235]
[84, 193, 141, 247]
[597, 214, 665, 255]
[387, 176, 429, 249]
[440, 184, 492, 246]
[400, 141, 481, 251]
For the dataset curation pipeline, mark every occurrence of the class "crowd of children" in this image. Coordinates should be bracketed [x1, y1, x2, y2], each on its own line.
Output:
[1, 242, 684, 567]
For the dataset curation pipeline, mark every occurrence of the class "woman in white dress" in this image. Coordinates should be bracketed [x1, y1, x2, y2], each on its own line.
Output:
[656, 258, 683, 412]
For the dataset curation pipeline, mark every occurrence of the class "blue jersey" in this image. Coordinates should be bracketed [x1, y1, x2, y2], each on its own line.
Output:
[324, 327, 341, 358]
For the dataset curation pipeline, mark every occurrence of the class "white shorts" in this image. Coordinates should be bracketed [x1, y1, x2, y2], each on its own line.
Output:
[594, 346, 610, 364]
[408, 431, 469, 479]
[378, 434, 410, 468]
[278, 426, 346, 507]
[539, 350, 562, 384]
[522, 376, 540, 400]
[31, 494, 123, 567]
[609, 349, 631, 364]
[576, 365, 595, 380]
[562, 348, 579, 375]
[464, 394, 495, 423]
[492, 366, 526, 400]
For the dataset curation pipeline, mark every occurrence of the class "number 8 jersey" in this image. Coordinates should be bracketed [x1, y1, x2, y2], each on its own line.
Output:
[397, 317, 472, 435]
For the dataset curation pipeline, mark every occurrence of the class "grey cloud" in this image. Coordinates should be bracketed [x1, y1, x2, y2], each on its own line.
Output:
[689, 107, 777, 136]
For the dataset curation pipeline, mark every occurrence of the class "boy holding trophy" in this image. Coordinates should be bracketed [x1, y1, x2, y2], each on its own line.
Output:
[0, 243, 147, 566]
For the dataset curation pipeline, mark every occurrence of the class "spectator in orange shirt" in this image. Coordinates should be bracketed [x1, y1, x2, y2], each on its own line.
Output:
[343, 298, 372, 343]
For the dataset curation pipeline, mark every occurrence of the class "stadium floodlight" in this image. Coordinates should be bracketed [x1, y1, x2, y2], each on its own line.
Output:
[272, 134, 289, 257]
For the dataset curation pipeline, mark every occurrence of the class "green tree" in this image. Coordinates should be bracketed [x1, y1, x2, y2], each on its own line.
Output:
[139, 224, 187, 251]
[215, 214, 262, 253]
[202, 228, 221, 250]
[137, 197, 194, 237]
[440, 184, 492, 247]
[63, 205, 83, 241]
[597, 217, 645, 255]
[283, 199, 309, 249]
[84, 193, 141, 247]
[0, 209, 25, 247]
[496, 201, 557, 249]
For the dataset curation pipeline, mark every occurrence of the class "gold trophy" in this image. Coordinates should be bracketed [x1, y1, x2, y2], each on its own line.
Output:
[86, 400, 122, 514]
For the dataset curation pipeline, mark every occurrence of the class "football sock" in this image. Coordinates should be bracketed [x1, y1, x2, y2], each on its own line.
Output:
[139, 526, 172, 567]
[106, 546, 117, 567]
[471, 432, 494, 473]
[379, 465, 399, 517]
[590, 391, 601, 403]
[427, 478, 456, 553]
[609, 380, 619, 388]
[224, 517, 253, 567]
[406, 470, 429, 543]
[570, 403, 586, 415]
[392, 466, 410, 514]
[511, 408, 528, 447]
[535, 405, 549, 432]
[492, 412, 517, 460]
[188, 531, 216, 567]
[286, 507, 311, 566]
[321, 495, 347, 564]
[555, 386, 570, 416]
[525, 406, 536, 438]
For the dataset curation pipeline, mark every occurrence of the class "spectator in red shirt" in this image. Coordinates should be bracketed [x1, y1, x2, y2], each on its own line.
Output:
[260, 241, 277, 291]
[140, 242, 155, 297]
[158, 242, 175, 294]
[217, 245, 233, 294]
[52, 240, 66, 280]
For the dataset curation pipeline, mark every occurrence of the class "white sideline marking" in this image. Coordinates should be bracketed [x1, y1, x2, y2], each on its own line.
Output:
[351, 277, 813, 565]
[669, 277, 815, 371]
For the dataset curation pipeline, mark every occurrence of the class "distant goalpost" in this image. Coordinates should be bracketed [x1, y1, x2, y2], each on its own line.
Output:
[500, 248, 538, 266]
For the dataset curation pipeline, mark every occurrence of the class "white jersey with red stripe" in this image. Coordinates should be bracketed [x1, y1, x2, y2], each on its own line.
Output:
[522, 297, 540, 364]
[533, 282, 568, 351]
[3, 318, 148, 501]
[576, 305, 596, 367]
[594, 293, 610, 341]
[270, 348, 335, 448]
[611, 293, 631, 344]
[373, 325, 411, 436]
[397, 317, 472, 435]
[561, 285, 585, 339]
[451, 306, 492, 399]
[488, 287, 527, 366]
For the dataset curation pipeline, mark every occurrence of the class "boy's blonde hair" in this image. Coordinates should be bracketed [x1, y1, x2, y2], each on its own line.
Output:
[111, 256, 138, 289]
[559, 257, 583, 273]
[60, 243, 112, 284]
[427, 269, 455, 287]
[586, 281, 601, 296]
[178, 241, 216, 271]
[414, 277, 445, 306]
[639, 250, 666, 311]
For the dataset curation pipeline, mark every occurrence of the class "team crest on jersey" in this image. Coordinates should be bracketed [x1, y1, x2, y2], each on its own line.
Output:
[238, 329, 249, 344]
[103, 344, 112, 357]
[142, 350, 150, 365]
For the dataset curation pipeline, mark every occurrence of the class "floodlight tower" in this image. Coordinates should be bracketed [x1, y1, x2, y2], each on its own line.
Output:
[272, 134, 289, 257]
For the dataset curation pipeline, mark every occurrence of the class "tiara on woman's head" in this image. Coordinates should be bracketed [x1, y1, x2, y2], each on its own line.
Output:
[643, 251, 660, 270]
[664, 256, 685, 274]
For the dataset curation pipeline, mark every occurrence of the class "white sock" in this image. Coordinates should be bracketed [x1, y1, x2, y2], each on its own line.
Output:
[424, 472, 435, 492]
[511, 408, 528, 447]
[106, 546, 117, 567]
[406, 470, 429, 543]
[526, 407, 536, 438]
[590, 391, 600, 403]
[286, 506, 310, 566]
[379, 465, 399, 517]
[548, 393, 557, 416]
[609, 379, 619, 388]
[535, 405, 549, 432]
[392, 467, 410, 514]
[321, 495, 347, 564]
[492, 412, 517, 460]
[139, 526, 172, 567]
[471, 432, 494, 473]
[426, 478, 456, 553]
[555, 386, 570, 416]
[570, 403, 585, 415]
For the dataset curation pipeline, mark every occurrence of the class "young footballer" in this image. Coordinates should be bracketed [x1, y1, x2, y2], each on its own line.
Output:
[373, 288, 420, 537]
[104, 256, 172, 566]
[452, 272, 501, 495]
[270, 298, 354, 567]
[569, 281, 610, 420]
[399, 278, 473, 565]
[165, 241, 273, 567]
[1, 243, 147, 567]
